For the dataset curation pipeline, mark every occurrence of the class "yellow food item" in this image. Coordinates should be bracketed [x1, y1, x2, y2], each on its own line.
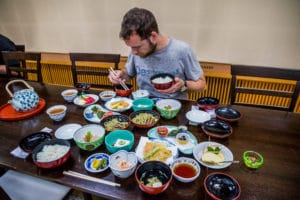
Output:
[201, 145, 225, 164]
[92, 158, 101, 169]
[143, 142, 172, 162]
[110, 100, 129, 109]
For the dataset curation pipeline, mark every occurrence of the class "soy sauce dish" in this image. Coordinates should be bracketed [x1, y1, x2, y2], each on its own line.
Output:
[204, 172, 241, 200]
[170, 157, 200, 183]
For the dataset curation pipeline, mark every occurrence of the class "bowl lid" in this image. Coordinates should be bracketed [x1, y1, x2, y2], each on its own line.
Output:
[19, 132, 52, 153]
[215, 106, 242, 120]
[202, 120, 233, 138]
[204, 172, 241, 200]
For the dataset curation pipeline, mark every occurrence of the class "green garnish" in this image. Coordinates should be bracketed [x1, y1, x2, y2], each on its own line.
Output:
[96, 111, 105, 119]
[91, 106, 99, 113]
[85, 131, 92, 142]
[207, 146, 221, 154]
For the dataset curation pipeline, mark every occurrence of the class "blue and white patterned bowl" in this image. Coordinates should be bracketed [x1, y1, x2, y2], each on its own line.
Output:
[46, 105, 67, 122]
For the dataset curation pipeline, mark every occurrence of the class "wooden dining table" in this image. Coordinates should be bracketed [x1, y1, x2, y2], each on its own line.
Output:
[0, 78, 299, 200]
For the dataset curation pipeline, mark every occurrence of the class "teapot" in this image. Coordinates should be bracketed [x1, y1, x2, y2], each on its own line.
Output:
[6, 79, 40, 112]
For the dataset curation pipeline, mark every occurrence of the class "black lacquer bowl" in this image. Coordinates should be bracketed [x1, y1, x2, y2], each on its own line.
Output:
[197, 97, 219, 110]
[215, 106, 242, 122]
[201, 120, 233, 139]
[19, 132, 52, 153]
[204, 172, 241, 200]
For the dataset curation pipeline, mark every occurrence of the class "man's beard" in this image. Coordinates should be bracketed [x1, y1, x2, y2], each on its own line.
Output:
[140, 39, 157, 58]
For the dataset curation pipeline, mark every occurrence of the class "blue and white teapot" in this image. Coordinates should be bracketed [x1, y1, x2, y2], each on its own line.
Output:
[6, 80, 40, 112]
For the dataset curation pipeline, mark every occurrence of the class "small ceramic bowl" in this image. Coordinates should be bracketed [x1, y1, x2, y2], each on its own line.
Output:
[132, 90, 150, 99]
[105, 130, 134, 153]
[129, 110, 160, 128]
[61, 89, 78, 103]
[46, 105, 67, 122]
[114, 84, 133, 97]
[73, 124, 105, 151]
[156, 99, 181, 119]
[243, 150, 264, 169]
[135, 160, 172, 195]
[84, 153, 110, 173]
[75, 83, 91, 93]
[171, 157, 201, 183]
[197, 97, 219, 110]
[150, 73, 175, 90]
[99, 90, 116, 102]
[109, 150, 138, 178]
[132, 98, 154, 111]
[100, 115, 131, 132]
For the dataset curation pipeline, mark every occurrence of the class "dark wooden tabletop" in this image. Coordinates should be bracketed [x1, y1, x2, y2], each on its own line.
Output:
[0, 78, 300, 200]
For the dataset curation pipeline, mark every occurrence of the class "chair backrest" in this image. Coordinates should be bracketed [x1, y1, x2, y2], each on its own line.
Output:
[230, 65, 300, 112]
[15, 45, 25, 52]
[69, 53, 120, 90]
[2, 51, 42, 83]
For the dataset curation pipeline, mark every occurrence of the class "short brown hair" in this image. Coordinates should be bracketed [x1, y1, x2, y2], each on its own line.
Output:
[120, 7, 159, 40]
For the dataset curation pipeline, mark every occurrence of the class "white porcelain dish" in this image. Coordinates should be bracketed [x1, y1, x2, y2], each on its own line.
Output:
[186, 110, 211, 124]
[73, 94, 99, 107]
[55, 123, 82, 140]
[193, 141, 233, 169]
[104, 97, 133, 112]
[132, 90, 149, 99]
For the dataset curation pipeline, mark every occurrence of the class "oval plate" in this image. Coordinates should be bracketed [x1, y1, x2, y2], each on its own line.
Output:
[83, 104, 119, 123]
[104, 97, 133, 112]
[193, 141, 233, 169]
[84, 153, 110, 173]
[55, 123, 82, 140]
[147, 125, 197, 155]
[73, 94, 99, 107]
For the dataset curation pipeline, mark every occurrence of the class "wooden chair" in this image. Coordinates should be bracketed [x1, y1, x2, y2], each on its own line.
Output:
[2, 51, 42, 83]
[15, 44, 25, 52]
[230, 65, 300, 112]
[69, 53, 120, 90]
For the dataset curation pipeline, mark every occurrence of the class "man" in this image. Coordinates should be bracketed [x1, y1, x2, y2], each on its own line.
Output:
[109, 7, 206, 99]
[0, 34, 18, 76]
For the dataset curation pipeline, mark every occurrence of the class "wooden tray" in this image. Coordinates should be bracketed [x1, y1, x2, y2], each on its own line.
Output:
[0, 98, 46, 121]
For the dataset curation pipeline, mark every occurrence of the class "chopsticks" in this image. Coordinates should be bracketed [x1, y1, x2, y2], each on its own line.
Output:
[109, 67, 129, 90]
[63, 170, 121, 187]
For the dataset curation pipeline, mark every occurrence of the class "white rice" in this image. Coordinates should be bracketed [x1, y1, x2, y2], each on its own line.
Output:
[36, 144, 70, 162]
[152, 76, 173, 84]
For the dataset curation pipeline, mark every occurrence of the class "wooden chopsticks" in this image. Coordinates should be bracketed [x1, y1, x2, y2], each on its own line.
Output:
[108, 67, 129, 90]
[63, 170, 121, 187]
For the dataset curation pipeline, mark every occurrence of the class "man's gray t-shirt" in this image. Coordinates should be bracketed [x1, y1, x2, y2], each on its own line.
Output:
[126, 37, 203, 99]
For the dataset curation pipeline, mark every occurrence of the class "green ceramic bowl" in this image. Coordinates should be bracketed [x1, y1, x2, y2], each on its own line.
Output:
[105, 130, 134, 153]
[156, 99, 181, 119]
[73, 124, 105, 151]
[132, 98, 154, 111]
[243, 150, 264, 169]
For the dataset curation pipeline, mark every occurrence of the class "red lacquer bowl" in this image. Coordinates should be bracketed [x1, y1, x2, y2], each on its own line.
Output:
[32, 139, 71, 169]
